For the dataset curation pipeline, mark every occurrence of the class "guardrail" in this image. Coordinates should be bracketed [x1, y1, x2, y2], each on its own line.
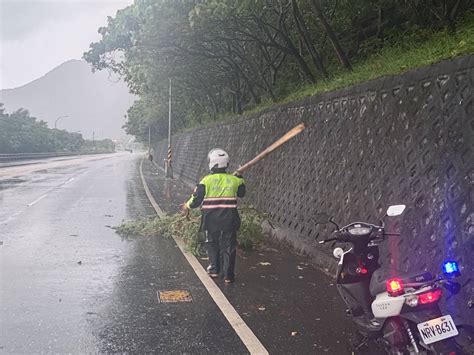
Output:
[0, 152, 112, 163]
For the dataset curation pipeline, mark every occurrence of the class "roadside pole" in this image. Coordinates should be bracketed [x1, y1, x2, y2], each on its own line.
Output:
[148, 125, 151, 155]
[165, 78, 174, 178]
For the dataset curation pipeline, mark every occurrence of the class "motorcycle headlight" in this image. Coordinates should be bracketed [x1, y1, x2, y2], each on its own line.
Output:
[348, 225, 372, 235]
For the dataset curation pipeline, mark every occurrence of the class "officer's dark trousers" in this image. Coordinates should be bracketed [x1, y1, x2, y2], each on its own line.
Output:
[205, 230, 237, 279]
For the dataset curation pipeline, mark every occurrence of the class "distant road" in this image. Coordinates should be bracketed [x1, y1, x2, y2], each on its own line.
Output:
[0, 153, 121, 177]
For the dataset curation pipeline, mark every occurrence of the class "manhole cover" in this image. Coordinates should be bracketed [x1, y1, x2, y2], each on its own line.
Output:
[158, 290, 193, 303]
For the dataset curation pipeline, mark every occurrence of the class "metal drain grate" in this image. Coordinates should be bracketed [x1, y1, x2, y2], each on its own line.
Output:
[157, 290, 193, 303]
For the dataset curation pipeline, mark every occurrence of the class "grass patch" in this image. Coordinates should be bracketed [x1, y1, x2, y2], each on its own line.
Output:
[284, 15, 474, 103]
[238, 13, 474, 116]
[115, 205, 266, 255]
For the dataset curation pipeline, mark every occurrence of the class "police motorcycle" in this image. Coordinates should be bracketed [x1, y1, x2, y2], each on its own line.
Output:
[315, 205, 467, 354]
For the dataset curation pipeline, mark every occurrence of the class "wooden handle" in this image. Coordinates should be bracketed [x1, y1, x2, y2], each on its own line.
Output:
[233, 122, 305, 175]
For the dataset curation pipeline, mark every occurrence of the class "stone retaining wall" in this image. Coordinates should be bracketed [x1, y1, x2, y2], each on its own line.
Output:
[154, 55, 474, 325]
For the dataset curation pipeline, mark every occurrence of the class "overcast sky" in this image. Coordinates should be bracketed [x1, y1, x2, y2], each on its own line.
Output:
[0, 0, 133, 89]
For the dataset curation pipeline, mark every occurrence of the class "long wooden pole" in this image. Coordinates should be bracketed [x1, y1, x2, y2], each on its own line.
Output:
[233, 122, 305, 175]
[182, 122, 305, 217]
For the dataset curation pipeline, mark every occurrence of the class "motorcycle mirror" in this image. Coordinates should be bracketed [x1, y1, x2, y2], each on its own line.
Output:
[333, 247, 344, 259]
[386, 205, 406, 217]
[313, 212, 331, 224]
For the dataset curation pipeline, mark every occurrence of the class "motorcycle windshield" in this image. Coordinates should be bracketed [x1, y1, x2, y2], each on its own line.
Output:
[384, 213, 403, 235]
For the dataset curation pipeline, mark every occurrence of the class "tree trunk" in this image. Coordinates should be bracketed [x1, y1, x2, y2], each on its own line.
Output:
[291, 0, 328, 78]
[235, 75, 243, 114]
[310, 0, 352, 70]
[253, 14, 316, 83]
[446, 0, 461, 33]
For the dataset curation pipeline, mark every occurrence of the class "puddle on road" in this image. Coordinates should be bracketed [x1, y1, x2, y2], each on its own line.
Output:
[32, 165, 89, 175]
[0, 178, 28, 190]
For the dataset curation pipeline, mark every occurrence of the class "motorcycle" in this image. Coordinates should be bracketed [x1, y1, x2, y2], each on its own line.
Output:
[315, 204, 469, 354]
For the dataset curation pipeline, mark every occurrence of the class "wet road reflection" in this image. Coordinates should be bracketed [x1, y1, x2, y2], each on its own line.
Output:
[1, 154, 136, 352]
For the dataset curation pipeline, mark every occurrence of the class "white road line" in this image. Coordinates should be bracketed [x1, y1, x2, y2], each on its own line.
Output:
[0, 211, 22, 225]
[139, 158, 269, 355]
[139, 159, 165, 217]
[2, 167, 86, 224]
[64, 177, 75, 185]
[27, 193, 48, 207]
[26, 175, 75, 208]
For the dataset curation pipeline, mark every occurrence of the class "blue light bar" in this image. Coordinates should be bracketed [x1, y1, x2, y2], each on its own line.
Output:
[443, 261, 460, 277]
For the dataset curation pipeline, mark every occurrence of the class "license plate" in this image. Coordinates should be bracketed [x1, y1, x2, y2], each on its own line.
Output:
[417, 315, 458, 345]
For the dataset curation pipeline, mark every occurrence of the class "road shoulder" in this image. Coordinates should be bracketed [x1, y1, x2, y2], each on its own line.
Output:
[141, 158, 357, 354]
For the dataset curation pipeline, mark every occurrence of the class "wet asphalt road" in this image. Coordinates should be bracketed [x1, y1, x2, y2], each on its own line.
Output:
[0, 153, 247, 353]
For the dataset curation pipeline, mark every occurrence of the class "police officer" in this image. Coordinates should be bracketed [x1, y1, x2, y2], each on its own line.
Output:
[182, 148, 245, 283]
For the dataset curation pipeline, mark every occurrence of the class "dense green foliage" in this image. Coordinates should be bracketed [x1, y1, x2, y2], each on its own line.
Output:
[84, 0, 474, 142]
[116, 206, 266, 255]
[0, 104, 115, 154]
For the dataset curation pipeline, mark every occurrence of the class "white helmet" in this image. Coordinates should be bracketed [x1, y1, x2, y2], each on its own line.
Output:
[208, 148, 229, 171]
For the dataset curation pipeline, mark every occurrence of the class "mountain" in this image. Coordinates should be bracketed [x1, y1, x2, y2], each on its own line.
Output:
[0, 60, 136, 139]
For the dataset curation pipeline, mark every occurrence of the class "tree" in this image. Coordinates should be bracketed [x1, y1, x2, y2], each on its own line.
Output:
[83, 0, 472, 143]
[0, 104, 87, 153]
[310, 0, 352, 70]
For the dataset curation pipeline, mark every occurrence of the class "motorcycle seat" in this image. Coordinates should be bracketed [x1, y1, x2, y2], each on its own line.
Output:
[369, 268, 434, 297]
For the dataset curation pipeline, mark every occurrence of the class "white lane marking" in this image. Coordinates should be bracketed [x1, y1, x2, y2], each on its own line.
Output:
[139, 158, 269, 355]
[6, 170, 82, 220]
[64, 177, 75, 185]
[27, 193, 48, 207]
[25, 175, 76, 208]
[139, 159, 165, 217]
[0, 210, 22, 225]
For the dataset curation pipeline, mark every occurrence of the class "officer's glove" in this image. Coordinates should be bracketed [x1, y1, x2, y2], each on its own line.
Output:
[181, 204, 191, 220]
[234, 165, 244, 178]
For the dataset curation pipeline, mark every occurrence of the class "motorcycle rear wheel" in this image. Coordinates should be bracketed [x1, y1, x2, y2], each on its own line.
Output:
[430, 338, 463, 355]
